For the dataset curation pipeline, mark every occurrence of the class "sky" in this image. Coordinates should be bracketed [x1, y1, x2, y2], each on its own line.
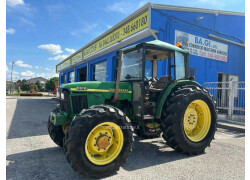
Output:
[6, 0, 245, 81]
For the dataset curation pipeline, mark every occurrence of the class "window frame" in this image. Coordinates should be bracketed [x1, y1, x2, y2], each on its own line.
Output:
[68, 71, 75, 83]
[92, 60, 107, 82]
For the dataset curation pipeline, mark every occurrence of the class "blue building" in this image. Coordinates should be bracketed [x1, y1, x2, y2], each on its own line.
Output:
[56, 3, 245, 86]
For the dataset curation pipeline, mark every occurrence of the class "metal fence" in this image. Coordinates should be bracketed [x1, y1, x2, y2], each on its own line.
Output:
[6, 83, 19, 94]
[203, 81, 245, 125]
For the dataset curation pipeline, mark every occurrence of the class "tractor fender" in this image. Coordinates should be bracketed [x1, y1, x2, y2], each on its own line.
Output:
[155, 80, 201, 119]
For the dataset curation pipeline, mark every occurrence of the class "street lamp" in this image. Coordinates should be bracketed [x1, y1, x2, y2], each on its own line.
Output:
[10, 62, 15, 83]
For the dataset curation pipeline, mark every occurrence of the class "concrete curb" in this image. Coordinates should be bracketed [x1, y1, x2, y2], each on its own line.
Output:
[217, 122, 245, 133]
[51, 97, 60, 102]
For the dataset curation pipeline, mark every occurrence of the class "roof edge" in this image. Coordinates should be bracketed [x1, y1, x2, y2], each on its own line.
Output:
[152, 3, 245, 16]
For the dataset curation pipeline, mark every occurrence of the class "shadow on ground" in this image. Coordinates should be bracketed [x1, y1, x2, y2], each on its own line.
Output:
[7, 98, 58, 139]
[6, 135, 199, 179]
[122, 135, 198, 172]
[217, 128, 245, 138]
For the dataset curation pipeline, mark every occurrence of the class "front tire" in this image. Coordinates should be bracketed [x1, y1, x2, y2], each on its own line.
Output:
[64, 105, 133, 178]
[161, 85, 217, 154]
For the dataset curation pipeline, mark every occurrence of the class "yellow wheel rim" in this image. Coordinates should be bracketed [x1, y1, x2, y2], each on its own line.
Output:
[183, 100, 211, 142]
[85, 122, 124, 165]
[62, 124, 67, 134]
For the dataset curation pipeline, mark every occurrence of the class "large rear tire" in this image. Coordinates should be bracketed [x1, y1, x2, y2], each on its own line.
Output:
[47, 106, 66, 147]
[64, 105, 134, 178]
[161, 85, 217, 154]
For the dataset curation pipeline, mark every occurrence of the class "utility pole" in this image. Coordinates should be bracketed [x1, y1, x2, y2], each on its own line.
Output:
[10, 62, 15, 93]
[11, 62, 14, 82]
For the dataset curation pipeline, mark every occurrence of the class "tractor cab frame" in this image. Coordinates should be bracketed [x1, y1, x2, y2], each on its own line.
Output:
[114, 40, 191, 121]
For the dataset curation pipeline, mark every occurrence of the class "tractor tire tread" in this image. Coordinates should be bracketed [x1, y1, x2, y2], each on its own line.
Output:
[161, 85, 217, 154]
[63, 105, 133, 178]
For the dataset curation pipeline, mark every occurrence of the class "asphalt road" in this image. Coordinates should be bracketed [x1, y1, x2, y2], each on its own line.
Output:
[6, 97, 245, 180]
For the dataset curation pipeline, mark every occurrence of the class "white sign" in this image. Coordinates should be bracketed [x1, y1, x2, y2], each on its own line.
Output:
[175, 30, 228, 62]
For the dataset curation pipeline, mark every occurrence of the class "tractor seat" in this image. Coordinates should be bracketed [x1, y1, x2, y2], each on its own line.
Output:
[149, 76, 169, 92]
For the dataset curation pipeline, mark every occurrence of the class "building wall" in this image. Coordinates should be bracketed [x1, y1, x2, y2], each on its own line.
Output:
[151, 8, 245, 84]
[27, 77, 48, 88]
[59, 8, 245, 85]
[59, 36, 155, 84]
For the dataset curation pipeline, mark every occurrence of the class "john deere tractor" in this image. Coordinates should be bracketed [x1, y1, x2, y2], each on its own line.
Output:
[48, 40, 217, 178]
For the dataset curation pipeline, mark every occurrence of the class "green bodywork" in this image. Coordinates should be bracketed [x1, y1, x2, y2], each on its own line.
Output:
[155, 80, 201, 118]
[50, 111, 68, 126]
[53, 81, 132, 125]
[52, 40, 199, 127]
[53, 79, 200, 126]
[61, 81, 132, 101]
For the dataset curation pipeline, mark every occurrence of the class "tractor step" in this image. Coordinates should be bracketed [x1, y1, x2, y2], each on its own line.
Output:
[143, 115, 155, 120]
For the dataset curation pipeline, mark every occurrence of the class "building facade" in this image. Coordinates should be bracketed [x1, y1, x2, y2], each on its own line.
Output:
[56, 3, 245, 86]
[26, 77, 48, 89]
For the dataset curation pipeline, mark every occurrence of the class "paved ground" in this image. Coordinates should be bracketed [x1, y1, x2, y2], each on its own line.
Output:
[6, 97, 245, 180]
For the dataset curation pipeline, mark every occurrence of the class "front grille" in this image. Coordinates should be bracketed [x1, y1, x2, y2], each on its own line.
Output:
[71, 95, 88, 114]
[59, 93, 71, 114]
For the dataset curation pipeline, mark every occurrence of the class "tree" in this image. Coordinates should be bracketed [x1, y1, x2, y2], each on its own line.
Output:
[45, 81, 50, 91]
[45, 77, 59, 91]
[21, 79, 27, 85]
[36, 81, 42, 91]
[21, 83, 31, 91]
[50, 77, 59, 86]
[33, 84, 38, 91]
[17, 79, 22, 84]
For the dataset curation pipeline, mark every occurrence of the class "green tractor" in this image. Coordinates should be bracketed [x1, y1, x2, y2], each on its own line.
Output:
[48, 40, 217, 178]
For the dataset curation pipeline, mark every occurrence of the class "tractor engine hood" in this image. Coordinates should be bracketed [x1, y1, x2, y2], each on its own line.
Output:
[59, 81, 132, 93]
[59, 81, 132, 101]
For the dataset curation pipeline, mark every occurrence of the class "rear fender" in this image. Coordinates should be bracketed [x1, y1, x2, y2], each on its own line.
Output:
[155, 80, 201, 119]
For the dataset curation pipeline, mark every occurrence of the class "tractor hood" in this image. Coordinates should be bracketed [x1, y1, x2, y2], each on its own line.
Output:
[59, 81, 132, 94]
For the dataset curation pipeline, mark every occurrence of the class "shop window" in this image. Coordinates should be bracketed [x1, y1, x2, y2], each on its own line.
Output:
[78, 66, 87, 82]
[69, 71, 75, 83]
[113, 57, 119, 81]
[93, 61, 107, 81]
[61, 74, 66, 84]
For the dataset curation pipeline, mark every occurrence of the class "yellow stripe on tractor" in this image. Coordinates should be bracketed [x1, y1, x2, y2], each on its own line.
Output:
[70, 88, 132, 93]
